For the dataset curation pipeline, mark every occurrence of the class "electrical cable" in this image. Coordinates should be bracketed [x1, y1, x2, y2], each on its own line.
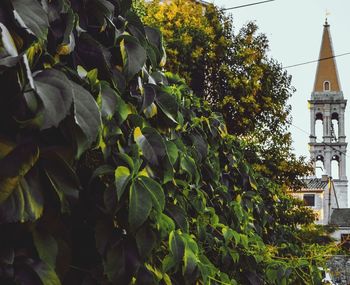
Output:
[283, 52, 350, 69]
[221, 0, 275, 11]
[288, 122, 350, 159]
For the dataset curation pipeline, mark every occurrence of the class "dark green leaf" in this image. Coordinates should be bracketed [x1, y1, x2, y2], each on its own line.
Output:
[12, 0, 49, 40]
[0, 169, 43, 223]
[42, 152, 79, 212]
[32, 230, 58, 269]
[0, 143, 39, 203]
[138, 176, 165, 212]
[135, 225, 156, 259]
[169, 231, 185, 264]
[104, 244, 125, 283]
[120, 35, 147, 80]
[134, 127, 166, 166]
[89, 165, 114, 185]
[180, 154, 200, 185]
[142, 84, 157, 111]
[34, 69, 73, 130]
[24, 258, 61, 285]
[167, 204, 189, 233]
[183, 246, 197, 276]
[129, 180, 152, 232]
[145, 26, 166, 66]
[0, 23, 19, 68]
[155, 89, 178, 123]
[71, 80, 102, 149]
[100, 82, 118, 119]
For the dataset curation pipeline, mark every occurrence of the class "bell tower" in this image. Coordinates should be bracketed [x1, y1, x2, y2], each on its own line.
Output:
[308, 20, 348, 214]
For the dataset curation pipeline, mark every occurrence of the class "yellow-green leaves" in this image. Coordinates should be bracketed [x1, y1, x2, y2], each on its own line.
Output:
[115, 166, 131, 200]
[0, 143, 39, 204]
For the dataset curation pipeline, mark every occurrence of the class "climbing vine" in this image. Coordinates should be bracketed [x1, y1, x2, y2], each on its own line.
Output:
[0, 0, 337, 284]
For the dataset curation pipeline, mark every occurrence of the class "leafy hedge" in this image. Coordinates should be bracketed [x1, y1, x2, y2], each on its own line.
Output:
[0, 0, 334, 284]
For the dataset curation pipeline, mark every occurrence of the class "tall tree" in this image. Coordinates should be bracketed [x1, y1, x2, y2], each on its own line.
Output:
[141, 0, 312, 188]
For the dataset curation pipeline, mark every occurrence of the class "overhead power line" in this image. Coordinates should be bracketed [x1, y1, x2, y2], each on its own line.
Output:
[283, 52, 350, 69]
[288, 122, 350, 159]
[222, 0, 275, 11]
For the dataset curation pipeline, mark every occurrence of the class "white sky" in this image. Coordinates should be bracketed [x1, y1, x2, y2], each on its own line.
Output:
[213, 0, 350, 178]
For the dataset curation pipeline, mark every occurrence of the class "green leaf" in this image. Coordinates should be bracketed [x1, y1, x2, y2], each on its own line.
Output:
[88, 0, 114, 27]
[167, 204, 189, 233]
[115, 166, 131, 200]
[145, 27, 166, 66]
[0, 143, 39, 203]
[24, 258, 61, 285]
[116, 153, 135, 172]
[142, 84, 157, 111]
[71, 80, 102, 149]
[104, 243, 126, 283]
[183, 246, 197, 276]
[32, 230, 58, 269]
[240, 234, 249, 249]
[100, 82, 118, 119]
[120, 35, 147, 80]
[89, 165, 114, 186]
[134, 127, 167, 166]
[129, 180, 152, 232]
[12, 0, 49, 40]
[135, 225, 156, 259]
[169, 231, 185, 264]
[34, 69, 74, 130]
[42, 152, 79, 212]
[155, 89, 178, 123]
[222, 228, 240, 246]
[180, 154, 200, 185]
[100, 81, 130, 123]
[266, 267, 278, 282]
[156, 213, 175, 239]
[0, 23, 18, 61]
[138, 176, 165, 212]
[0, 169, 44, 224]
[116, 0, 132, 16]
[165, 141, 178, 166]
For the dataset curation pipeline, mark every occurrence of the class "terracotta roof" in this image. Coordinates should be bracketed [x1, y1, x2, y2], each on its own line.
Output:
[330, 209, 350, 227]
[313, 21, 341, 92]
[302, 178, 328, 190]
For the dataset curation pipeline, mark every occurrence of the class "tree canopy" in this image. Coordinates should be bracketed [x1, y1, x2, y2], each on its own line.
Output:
[141, 0, 312, 189]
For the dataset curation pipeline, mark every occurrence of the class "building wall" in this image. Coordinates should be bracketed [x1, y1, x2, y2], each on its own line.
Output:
[330, 227, 350, 241]
[292, 191, 326, 224]
[334, 180, 348, 208]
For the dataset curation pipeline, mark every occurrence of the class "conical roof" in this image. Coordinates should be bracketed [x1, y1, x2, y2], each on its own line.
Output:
[313, 20, 341, 92]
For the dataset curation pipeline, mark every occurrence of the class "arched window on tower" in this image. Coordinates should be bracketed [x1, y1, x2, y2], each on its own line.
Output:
[331, 113, 339, 142]
[331, 155, 340, 180]
[324, 81, 331, 91]
[315, 113, 323, 141]
[315, 155, 325, 178]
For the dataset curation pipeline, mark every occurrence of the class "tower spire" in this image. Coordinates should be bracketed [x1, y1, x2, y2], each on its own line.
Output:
[313, 20, 341, 92]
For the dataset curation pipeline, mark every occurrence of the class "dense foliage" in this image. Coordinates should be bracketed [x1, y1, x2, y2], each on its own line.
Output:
[0, 0, 336, 284]
[141, 0, 312, 190]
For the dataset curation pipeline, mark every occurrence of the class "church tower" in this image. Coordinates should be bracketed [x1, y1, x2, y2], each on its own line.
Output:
[308, 19, 348, 220]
